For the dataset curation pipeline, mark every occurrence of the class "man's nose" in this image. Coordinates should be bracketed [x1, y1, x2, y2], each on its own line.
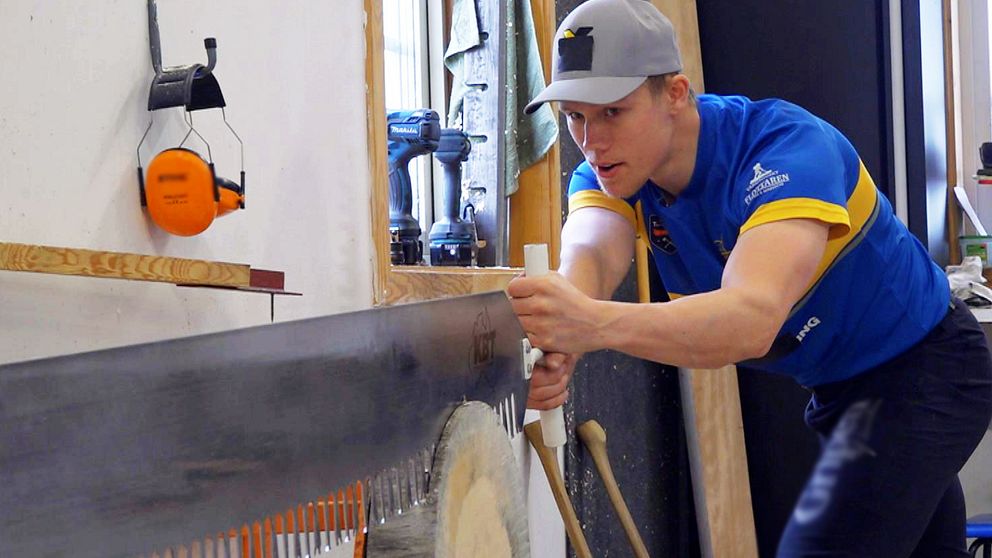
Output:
[582, 119, 608, 152]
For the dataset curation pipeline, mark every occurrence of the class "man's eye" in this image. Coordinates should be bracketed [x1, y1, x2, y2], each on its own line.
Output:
[605, 108, 621, 117]
[567, 112, 584, 121]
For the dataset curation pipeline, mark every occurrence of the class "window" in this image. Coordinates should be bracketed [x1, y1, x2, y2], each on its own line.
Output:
[367, 0, 562, 303]
[953, 0, 992, 233]
[381, 0, 447, 263]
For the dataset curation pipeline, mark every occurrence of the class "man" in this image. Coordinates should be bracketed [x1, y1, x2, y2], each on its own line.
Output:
[507, 0, 992, 555]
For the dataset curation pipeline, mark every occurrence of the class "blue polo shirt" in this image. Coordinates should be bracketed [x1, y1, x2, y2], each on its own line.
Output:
[568, 94, 949, 386]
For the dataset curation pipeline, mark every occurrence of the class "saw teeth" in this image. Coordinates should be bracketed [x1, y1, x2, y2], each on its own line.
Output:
[503, 399, 512, 436]
[510, 393, 519, 437]
[150, 482, 367, 558]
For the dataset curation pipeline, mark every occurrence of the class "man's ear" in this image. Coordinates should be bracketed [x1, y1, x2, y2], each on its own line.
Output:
[667, 74, 692, 109]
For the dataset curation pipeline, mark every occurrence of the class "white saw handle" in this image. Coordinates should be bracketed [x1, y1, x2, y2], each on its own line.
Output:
[524, 243, 566, 448]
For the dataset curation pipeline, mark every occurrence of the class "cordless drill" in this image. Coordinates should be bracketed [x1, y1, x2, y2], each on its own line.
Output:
[387, 109, 441, 265]
[429, 128, 478, 266]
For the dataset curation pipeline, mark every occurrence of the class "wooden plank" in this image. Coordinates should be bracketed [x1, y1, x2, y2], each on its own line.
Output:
[641, 3, 758, 556]
[944, 0, 962, 264]
[365, 0, 391, 305]
[385, 266, 518, 305]
[0, 241, 250, 287]
[651, 0, 705, 91]
[509, 0, 563, 270]
[680, 367, 758, 558]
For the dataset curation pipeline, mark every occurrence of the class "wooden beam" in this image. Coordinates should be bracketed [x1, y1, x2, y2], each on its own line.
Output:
[944, 0, 962, 264]
[385, 266, 518, 305]
[642, 3, 758, 556]
[0, 241, 250, 287]
[650, 0, 705, 91]
[365, 0, 391, 305]
[680, 367, 759, 558]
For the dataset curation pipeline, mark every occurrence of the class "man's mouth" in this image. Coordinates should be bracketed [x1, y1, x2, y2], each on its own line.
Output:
[595, 162, 622, 178]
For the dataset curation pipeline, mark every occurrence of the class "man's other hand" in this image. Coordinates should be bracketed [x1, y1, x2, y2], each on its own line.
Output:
[508, 271, 604, 355]
[527, 352, 580, 410]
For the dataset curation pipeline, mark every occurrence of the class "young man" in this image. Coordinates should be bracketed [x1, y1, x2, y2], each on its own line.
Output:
[508, 0, 992, 555]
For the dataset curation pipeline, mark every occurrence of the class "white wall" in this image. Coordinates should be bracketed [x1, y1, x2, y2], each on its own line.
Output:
[0, 1, 375, 363]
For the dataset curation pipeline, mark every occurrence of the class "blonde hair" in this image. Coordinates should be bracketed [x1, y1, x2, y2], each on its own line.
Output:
[647, 72, 696, 104]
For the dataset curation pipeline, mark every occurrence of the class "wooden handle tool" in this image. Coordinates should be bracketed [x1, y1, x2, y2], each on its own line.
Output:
[524, 420, 592, 558]
[523, 243, 566, 448]
[577, 420, 650, 558]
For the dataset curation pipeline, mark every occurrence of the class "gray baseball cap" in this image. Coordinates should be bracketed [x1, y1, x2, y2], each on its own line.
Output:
[524, 0, 682, 115]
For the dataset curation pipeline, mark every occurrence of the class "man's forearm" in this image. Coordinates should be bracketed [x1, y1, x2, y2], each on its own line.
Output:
[559, 243, 630, 301]
[596, 287, 784, 369]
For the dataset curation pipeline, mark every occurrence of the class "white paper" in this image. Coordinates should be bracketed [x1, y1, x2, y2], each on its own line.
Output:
[955, 186, 989, 236]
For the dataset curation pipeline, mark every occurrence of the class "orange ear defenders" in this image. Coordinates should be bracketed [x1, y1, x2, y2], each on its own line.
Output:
[141, 146, 244, 236]
[137, 112, 246, 237]
[137, 23, 246, 236]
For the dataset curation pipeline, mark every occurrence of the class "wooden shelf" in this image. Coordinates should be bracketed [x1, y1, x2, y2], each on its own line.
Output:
[0, 241, 298, 295]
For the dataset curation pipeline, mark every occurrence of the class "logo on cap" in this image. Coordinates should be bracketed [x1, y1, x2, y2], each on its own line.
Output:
[558, 27, 594, 73]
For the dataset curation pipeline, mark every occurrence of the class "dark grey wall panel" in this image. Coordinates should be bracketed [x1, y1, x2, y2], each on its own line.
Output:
[555, 3, 699, 556]
[694, 1, 875, 555]
[696, 0, 895, 201]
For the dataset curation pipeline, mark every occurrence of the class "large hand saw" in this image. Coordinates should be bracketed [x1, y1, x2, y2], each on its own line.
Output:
[0, 291, 532, 557]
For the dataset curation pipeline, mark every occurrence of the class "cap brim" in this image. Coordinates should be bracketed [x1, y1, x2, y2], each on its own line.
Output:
[523, 76, 648, 115]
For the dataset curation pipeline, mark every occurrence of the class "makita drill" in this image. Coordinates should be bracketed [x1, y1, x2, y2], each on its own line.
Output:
[387, 109, 441, 264]
[429, 128, 478, 266]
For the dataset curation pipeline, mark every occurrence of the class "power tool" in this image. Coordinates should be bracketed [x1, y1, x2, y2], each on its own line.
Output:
[429, 128, 479, 266]
[980, 142, 992, 179]
[387, 109, 441, 265]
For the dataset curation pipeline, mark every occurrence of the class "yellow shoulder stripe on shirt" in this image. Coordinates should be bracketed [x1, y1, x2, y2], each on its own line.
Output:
[569, 189, 638, 229]
[739, 160, 879, 291]
[740, 198, 851, 237]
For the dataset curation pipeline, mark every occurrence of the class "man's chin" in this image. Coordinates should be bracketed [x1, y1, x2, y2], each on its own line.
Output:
[597, 178, 636, 199]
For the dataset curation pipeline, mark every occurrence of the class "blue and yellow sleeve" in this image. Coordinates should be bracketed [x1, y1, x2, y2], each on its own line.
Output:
[733, 118, 856, 238]
[566, 161, 638, 228]
[732, 111, 881, 289]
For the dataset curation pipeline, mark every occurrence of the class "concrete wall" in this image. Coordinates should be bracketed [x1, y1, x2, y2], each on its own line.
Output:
[0, 1, 375, 364]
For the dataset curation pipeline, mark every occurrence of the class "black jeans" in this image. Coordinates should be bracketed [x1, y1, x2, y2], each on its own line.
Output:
[777, 299, 992, 557]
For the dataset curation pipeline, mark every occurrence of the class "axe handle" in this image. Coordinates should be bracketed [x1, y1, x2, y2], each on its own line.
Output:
[577, 420, 650, 558]
[523, 244, 566, 448]
[524, 420, 592, 558]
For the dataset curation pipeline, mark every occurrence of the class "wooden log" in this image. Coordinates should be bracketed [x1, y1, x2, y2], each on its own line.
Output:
[365, 402, 529, 557]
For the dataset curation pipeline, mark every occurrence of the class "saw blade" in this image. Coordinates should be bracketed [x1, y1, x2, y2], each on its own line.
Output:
[0, 291, 528, 558]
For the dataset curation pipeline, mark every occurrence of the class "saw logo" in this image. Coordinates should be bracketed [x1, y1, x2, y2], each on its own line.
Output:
[557, 27, 594, 72]
[795, 316, 821, 343]
[471, 307, 496, 367]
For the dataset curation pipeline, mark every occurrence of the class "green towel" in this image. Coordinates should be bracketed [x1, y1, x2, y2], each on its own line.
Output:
[445, 0, 559, 196]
